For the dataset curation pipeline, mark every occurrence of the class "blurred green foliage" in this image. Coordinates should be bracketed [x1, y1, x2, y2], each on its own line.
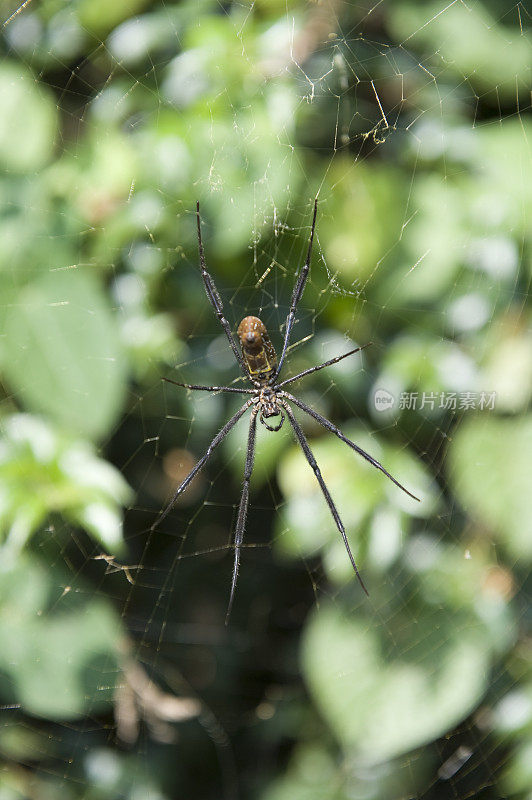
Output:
[0, 414, 132, 556]
[0, 555, 120, 719]
[0, 0, 531, 798]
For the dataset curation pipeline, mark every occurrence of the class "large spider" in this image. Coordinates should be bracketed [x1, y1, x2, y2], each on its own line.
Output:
[155, 200, 419, 622]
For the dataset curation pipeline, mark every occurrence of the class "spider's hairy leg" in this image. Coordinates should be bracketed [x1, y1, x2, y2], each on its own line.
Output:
[273, 199, 318, 382]
[195, 202, 249, 377]
[225, 405, 259, 625]
[151, 399, 253, 532]
[163, 377, 253, 395]
[277, 343, 372, 389]
[282, 401, 369, 596]
[284, 392, 420, 502]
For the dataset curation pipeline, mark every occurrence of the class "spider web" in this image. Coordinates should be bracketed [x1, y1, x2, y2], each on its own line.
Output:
[0, 1, 531, 798]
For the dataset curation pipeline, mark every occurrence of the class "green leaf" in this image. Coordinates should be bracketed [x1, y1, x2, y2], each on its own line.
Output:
[321, 159, 406, 284]
[3, 270, 128, 440]
[78, 0, 150, 36]
[0, 556, 121, 719]
[0, 63, 57, 172]
[302, 601, 493, 764]
[449, 415, 532, 562]
[0, 414, 133, 555]
[389, 3, 531, 98]
[262, 744, 343, 800]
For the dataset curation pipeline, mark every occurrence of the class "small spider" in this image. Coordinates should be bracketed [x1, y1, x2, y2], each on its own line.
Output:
[154, 200, 419, 622]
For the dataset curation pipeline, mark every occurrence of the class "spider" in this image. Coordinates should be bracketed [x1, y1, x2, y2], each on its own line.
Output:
[154, 200, 420, 623]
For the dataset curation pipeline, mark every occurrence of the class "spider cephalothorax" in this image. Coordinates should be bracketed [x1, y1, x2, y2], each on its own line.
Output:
[155, 200, 420, 623]
[256, 386, 284, 431]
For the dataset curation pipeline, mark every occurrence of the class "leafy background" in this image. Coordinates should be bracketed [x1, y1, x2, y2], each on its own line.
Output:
[0, 1, 530, 799]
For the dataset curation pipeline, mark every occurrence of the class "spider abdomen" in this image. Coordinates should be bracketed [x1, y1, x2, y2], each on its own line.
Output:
[237, 316, 277, 383]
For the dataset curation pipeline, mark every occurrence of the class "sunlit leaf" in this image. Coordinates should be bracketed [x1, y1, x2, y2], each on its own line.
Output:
[0, 556, 121, 719]
[449, 415, 532, 561]
[0, 414, 133, 555]
[3, 270, 128, 440]
[302, 601, 493, 764]
[0, 63, 57, 172]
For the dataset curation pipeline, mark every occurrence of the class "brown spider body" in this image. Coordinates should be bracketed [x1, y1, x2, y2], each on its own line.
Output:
[237, 316, 277, 385]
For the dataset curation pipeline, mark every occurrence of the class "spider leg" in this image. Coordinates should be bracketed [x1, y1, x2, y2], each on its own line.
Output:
[277, 343, 372, 388]
[151, 399, 253, 531]
[272, 199, 318, 382]
[163, 377, 253, 395]
[225, 406, 259, 625]
[195, 201, 249, 377]
[283, 392, 420, 502]
[282, 401, 368, 595]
